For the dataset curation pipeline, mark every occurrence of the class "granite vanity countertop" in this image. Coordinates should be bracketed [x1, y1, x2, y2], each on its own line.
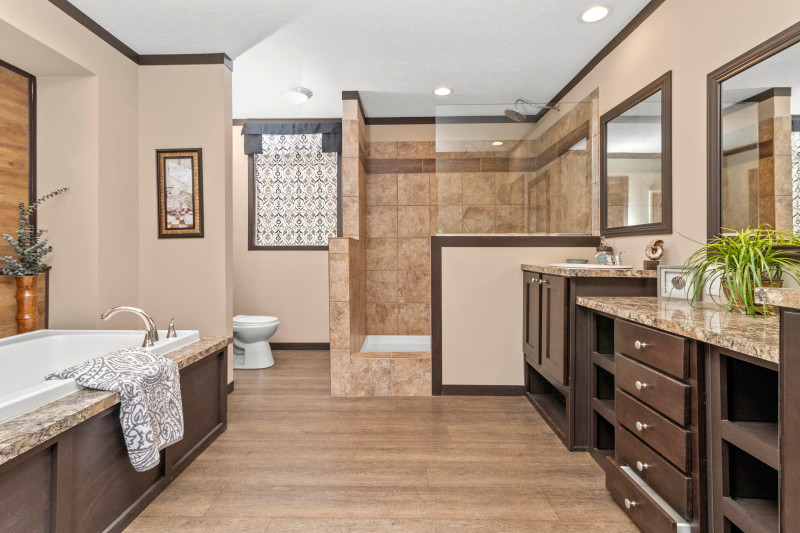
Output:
[522, 264, 658, 278]
[0, 335, 231, 467]
[577, 297, 779, 364]
[756, 287, 800, 310]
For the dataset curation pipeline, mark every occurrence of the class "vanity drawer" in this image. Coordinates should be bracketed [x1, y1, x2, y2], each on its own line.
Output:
[615, 320, 688, 379]
[616, 390, 691, 472]
[616, 425, 691, 520]
[616, 354, 690, 426]
[605, 457, 686, 533]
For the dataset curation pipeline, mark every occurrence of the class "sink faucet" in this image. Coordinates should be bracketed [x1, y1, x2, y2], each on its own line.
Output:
[100, 306, 159, 347]
[613, 251, 625, 266]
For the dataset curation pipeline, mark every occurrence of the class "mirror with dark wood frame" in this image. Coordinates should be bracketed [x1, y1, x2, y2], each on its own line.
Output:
[600, 71, 672, 236]
[708, 22, 800, 238]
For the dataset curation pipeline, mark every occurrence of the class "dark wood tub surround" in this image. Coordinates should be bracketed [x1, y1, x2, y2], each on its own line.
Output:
[520, 265, 656, 450]
[577, 296, 788, 533]
[0, 336, 231, 533]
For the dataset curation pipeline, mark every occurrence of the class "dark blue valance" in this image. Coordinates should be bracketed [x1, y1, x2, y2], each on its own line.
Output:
[242, 121, 342, 154]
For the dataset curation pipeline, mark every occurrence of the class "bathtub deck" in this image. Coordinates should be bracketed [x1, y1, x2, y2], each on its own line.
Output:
[124, 350, 636, 532]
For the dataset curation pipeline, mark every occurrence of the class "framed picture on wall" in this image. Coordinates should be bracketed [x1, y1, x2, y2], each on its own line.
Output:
[156, 148, 204, 238]
[657, 265, 690, 300]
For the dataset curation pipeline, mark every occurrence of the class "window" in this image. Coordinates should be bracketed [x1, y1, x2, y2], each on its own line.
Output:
[244, 122, 342, 249]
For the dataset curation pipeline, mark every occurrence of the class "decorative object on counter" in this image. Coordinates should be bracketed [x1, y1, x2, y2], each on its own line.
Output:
[595, 237, 613, 264]
[682, 226, 800, 315]
[657, 265, 690, 300]
[45, 348, 184, 472]
[156, 148, 204, 238]
[0, 187, 68, 333]
[643, 239, 664, 270]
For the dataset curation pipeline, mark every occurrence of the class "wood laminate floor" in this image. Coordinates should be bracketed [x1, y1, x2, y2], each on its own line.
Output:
[126, 351, 637, 532]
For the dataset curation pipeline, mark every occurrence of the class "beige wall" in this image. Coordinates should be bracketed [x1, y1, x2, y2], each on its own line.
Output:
[442, 246, 598, 386]
[1, 2, 236, 379]
[139, 65, 233, 379]
[559, 0, 800, 265]
[1, 0, 140, 330]
[231, 128, 330, 343]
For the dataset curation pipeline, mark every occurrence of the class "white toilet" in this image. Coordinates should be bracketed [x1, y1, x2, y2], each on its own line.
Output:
[232, 315, 280, 369]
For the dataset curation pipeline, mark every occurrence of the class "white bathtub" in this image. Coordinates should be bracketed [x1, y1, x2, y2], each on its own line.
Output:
[0, 329, 200, 424]
[361, 335, 431, 353]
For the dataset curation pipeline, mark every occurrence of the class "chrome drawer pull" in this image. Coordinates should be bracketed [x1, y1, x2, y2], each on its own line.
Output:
[634, 380, 648, 391]
[636, 461, 649, 472]
[624, 498, 638, 509]
[635, 421, 649, 432]
[634, 340, 649, 350]
[541, 279, 549, 284]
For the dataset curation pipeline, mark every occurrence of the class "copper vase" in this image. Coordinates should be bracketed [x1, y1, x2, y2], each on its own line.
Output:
[15, 275, 38, 334]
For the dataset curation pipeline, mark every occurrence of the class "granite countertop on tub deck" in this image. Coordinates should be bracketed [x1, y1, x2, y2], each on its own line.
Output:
[521, 264, 658, 278]
[0, 335, 231, 467]
[576, 297, 779, 364]
[756, 287, 800, 311]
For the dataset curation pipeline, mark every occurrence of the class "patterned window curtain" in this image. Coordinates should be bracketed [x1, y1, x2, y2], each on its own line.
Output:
[253, 133, 338, 246]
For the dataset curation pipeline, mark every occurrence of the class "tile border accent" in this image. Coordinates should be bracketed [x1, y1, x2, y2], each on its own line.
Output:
[430, 234, 601, 395]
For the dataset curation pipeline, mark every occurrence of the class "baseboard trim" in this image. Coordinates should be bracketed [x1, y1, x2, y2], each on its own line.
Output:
[226, 381, 234, 394]
[271, 342, 330, 351]
[441, 385, 525, 396]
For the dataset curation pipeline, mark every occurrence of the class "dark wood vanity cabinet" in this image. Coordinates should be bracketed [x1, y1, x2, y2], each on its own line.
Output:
[522, 269, 655, 451]
[581, 311, 705, 532]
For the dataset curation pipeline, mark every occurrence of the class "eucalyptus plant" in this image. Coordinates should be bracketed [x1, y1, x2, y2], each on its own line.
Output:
[0, 188, 69, 277]
[682, 225, 800, 315]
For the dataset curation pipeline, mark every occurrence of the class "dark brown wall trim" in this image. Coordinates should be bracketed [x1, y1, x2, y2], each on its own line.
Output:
[365, 116, 436, 125]
[431, 234, 601, 395]
[234, 118, 342, 126]
[48, 0, 139, 63]
[226, 381, 234, 394]
[532, 0, 667, 123]
[442, 385, 525, 396]
[341, 90, 367, 120]
[707, 21, 800, 238]
[742, 87, 792, 103]
[364, 115, 540, 125]
[139, 53, 233, 71]
[271, 343, 331, 351]
[48, 0, 233, 70]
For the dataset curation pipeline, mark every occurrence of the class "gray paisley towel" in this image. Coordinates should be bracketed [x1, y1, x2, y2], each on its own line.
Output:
[46, 348, 184, 472]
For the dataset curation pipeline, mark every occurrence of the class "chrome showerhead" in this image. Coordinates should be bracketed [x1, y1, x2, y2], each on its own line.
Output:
[504, 98, 560, 122]
[504, 108, 527, 122]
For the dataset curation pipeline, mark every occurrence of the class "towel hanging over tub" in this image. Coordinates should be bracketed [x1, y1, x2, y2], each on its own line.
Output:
[46, 348, 184, 472]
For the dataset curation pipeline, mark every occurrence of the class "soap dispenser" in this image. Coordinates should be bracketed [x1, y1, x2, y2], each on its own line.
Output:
[595, 237, 613, 265]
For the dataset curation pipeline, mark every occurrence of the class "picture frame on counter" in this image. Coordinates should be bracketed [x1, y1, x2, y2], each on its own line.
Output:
[657, 265, 690, 300]
[156, 148, 204, 238]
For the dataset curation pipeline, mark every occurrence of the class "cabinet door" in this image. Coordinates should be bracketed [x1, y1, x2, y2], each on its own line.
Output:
[540, 274, 568, 385]
[523, 272, 542, 366]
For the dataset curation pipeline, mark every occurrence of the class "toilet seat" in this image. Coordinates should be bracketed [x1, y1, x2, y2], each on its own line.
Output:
[233, 315, 279, 327]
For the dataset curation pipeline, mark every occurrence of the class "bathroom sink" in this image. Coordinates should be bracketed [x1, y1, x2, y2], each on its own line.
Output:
[549, 263, 634, 269]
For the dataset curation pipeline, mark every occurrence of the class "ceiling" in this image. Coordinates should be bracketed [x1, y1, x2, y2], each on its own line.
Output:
[68, 0, 653, 119]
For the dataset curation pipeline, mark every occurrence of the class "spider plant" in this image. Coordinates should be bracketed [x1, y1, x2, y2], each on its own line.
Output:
[682, 225, 800, 315]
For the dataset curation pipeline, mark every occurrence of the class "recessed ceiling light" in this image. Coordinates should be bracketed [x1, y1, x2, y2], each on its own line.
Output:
[581, 5, 610, 23]
[282, 86, 313, 104]
[433, 87, 452, 96]
[492, 141, 504, 146]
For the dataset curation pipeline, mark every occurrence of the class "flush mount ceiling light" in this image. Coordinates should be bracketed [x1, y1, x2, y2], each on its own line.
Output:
[492, 141, 504, 146]
[581, 5, 610, 23]
[433, 87, 453, 96]
[282, 86, 313, 104]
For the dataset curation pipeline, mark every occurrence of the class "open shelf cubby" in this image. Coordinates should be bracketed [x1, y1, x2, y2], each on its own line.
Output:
[722, 442, 779, 533]
[721, 354, 779, 468]
[595, 412, 615, 452]
[594, 313, 615, 355]
[526, 363, 567, 442]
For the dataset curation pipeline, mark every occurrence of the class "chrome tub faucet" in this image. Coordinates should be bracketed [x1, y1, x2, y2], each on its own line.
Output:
[100, 306, 160, 347]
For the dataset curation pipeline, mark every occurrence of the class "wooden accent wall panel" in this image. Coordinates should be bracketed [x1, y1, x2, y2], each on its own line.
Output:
[0, 64, 32, 257]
